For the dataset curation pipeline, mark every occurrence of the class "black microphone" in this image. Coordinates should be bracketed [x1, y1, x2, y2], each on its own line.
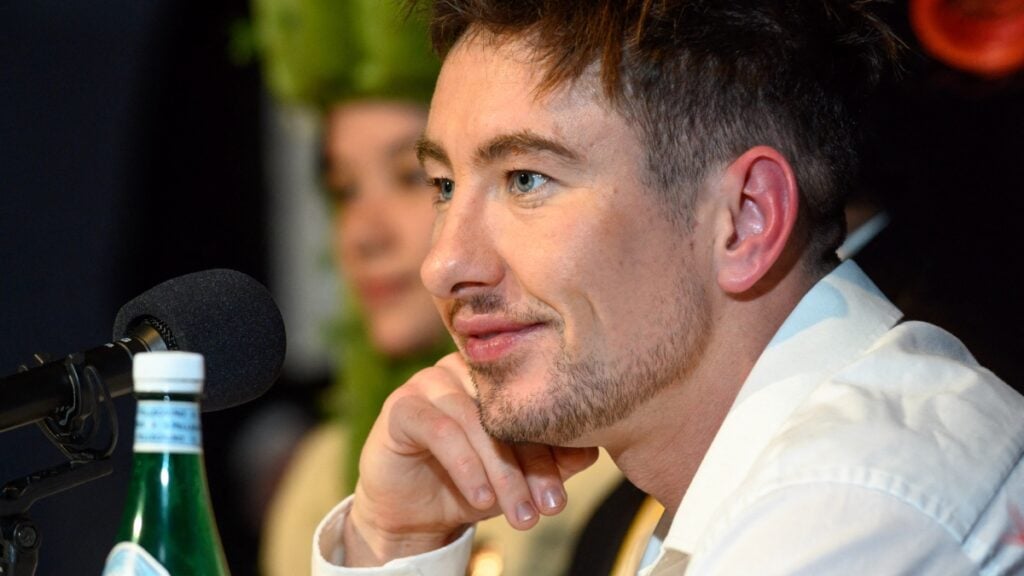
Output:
[0, 269, 287, 434]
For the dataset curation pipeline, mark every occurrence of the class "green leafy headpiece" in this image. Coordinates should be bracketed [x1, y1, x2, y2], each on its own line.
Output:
[250, 0, 439, 108]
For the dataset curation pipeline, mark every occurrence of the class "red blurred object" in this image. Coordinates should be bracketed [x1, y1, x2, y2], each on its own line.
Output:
[910, 0, 1024, 77]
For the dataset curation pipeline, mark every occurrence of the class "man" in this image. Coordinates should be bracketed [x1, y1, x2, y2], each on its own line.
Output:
[312, 1, 1024, 574]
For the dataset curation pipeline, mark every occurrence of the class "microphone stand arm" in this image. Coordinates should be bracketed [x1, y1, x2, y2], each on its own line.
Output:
[0, 460, 114, 576]
[0, 353, 121, 576]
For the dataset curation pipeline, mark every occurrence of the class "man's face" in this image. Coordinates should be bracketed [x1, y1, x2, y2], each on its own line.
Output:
[420, 34, 711, 446]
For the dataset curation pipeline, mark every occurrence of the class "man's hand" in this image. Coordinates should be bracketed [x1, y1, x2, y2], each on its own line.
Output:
[341, 352, 599, 567]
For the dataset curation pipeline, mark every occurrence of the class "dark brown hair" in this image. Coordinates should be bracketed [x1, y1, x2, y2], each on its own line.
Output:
[416, 0, 901, 269]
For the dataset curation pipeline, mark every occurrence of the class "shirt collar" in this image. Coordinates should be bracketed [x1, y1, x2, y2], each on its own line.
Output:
[658, 260, 902, 562]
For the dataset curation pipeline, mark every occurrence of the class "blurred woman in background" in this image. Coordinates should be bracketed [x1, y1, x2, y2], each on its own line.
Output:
[260, 97, 454, 576]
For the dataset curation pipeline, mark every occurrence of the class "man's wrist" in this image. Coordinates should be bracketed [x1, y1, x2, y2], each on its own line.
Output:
[341, 499, 465, 567]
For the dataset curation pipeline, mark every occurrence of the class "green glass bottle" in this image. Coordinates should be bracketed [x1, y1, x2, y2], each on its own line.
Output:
[102, 351, 230, 576]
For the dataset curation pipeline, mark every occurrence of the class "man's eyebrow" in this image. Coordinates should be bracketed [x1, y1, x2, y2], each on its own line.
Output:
[416, 137, 451, 168]
[416, 131, 581, 170]
[476, 131, 580, 166]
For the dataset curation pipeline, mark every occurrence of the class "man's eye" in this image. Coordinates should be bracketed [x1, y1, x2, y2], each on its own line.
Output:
[509, 171, 548, 194]
[432, 177, 455, 203]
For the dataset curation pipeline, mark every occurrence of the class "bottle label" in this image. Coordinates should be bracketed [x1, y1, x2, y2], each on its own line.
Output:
[102, 542, 171, 576]
[134, 400, 202, 454]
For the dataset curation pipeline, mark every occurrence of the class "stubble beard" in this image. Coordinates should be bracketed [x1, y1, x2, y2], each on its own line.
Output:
[468, 276, 710, 446]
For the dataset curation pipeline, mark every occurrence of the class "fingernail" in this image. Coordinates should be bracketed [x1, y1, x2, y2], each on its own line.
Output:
[516, 501, 537, 524]
[475, 486, 494, 506]
[541, 487, 565, 512]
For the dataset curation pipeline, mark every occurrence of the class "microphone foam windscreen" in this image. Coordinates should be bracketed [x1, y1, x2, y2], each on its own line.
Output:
[113, 269, 287, 411]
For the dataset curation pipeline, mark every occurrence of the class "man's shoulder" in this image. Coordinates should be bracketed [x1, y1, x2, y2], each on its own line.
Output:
[748, 319, 1024, 539]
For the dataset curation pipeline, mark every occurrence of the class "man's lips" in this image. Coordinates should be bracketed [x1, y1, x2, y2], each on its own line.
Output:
[452, 316, 546, 363]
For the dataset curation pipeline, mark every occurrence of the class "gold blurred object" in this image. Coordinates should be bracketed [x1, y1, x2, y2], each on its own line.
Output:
[468, 543, 505, 576]
[610, 497, 665, 576]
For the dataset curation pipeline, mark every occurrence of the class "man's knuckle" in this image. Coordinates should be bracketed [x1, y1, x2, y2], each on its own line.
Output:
[429, 416, 461, 441]
[452, 454, 477, 475]
[490, 467, 519, 490]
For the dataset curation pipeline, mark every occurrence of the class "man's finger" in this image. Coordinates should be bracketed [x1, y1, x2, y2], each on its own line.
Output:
[552, 446, 601, 480]
[514, 443, 568, 516]
[429, 386, 543, 531]
[387, 393, 497, 511]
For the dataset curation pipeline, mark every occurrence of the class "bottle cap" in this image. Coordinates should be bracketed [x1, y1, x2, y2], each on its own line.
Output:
[133, 351, 205, 395]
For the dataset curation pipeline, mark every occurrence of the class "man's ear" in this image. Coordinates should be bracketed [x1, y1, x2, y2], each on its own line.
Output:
[715, 146, 799, 294]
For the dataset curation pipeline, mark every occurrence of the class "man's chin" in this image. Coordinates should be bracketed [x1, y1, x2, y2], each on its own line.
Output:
[478, 392, 593, 446]
[467, 357, 541, 401]
[478, 391, 547, 443]
[481, 420, 564, 445]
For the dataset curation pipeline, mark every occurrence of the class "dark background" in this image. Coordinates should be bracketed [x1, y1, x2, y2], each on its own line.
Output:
[1, 1, 1021, 575]
[2, 2, 297, 575]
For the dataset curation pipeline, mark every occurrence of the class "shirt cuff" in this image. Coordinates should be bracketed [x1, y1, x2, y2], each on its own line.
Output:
[312, 496, 475, 576]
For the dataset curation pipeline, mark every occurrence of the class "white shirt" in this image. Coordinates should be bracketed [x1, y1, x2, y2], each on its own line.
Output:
[313, 261, 1024, 575]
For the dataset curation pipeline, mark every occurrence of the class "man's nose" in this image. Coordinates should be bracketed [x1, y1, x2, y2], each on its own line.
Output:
[421, 193, 503, 299]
